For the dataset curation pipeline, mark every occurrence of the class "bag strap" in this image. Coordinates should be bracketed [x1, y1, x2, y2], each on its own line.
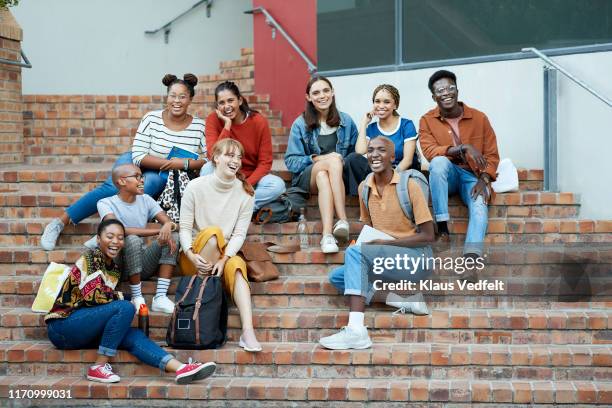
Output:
[193, 276, 210, 346]
[169, 274, 198, 345]
[176, 274, 198, 307]
[361, 173, 374, 211]
[253, 207, 273, 225]
[173, 170, 182, 211]
[395, 169, 430, 227]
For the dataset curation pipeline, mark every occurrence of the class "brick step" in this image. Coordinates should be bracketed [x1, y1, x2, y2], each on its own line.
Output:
[4, 215, 605, 251]
[196, 78, 255, 96]
[2, 341, 610, 381]
[2, 275, 609, 310]
[22, 107, 281, 126]
[3, 307, 610, 344]
[21, 143, 290, 165]
[199, 65, 254, 82]
[0, 162, 542, 184]
[0, 375, 610, 404]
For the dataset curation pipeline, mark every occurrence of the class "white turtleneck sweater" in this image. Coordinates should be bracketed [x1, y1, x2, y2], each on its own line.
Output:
[179, 173, 255, 257]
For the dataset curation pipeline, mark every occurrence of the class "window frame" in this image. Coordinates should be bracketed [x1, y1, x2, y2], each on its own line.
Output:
[317, 0, 612, 77]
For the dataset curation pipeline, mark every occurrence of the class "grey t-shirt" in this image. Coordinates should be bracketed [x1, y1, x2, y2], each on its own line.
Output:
[97, 194, 163, 228]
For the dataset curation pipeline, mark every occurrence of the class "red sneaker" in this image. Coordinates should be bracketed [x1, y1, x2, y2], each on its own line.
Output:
[87, 363, 120, 383]
[175, 359, 216, 384]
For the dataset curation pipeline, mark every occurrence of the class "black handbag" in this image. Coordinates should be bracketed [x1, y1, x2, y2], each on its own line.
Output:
[166, 275, 228, 349]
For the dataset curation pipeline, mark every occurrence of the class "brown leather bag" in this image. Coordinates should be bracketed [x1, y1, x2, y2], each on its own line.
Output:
[238, 242, 298, 282]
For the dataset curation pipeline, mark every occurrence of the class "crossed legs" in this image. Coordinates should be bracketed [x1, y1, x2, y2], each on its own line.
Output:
[310, 155, 348, 238]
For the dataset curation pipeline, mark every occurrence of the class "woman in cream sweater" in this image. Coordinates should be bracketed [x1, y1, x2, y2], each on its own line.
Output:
[178, 138, 261, 352]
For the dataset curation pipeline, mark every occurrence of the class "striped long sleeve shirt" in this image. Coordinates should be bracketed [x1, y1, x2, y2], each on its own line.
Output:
[131, 110, 206, 166]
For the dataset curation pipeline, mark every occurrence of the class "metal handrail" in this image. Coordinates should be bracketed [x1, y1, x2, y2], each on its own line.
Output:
[245, 6, 317, 74]
[145, 0, 213, 43]
[0, 50, 32, 68]
[522, 47, 611, 107]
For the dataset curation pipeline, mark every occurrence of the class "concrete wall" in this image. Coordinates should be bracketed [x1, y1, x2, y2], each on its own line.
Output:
[327, 51, 612, 219]
[11, 0, 253, 95]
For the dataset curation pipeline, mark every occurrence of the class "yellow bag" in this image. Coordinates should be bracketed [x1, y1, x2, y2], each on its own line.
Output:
[31, 262, 71, 313]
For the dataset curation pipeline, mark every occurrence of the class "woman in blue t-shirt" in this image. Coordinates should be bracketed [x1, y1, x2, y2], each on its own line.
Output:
[355, 84, 420, 171]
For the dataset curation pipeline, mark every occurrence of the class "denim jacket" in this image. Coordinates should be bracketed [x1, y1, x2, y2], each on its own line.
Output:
[284, 111, 358, 175]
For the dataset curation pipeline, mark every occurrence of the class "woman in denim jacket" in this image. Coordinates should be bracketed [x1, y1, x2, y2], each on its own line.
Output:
[285, 76, 364, 253]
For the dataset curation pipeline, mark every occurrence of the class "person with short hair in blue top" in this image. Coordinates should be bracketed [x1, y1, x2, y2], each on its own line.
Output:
[285, 76, 363, 254]
[355, 84, 420, 172]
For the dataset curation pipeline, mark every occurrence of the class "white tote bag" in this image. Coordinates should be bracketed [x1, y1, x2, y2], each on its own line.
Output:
[492, 158, 519, 193]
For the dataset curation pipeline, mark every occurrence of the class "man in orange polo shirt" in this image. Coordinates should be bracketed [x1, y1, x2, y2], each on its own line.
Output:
[419, 70, 499, 257]
[319, 137, 435, 350]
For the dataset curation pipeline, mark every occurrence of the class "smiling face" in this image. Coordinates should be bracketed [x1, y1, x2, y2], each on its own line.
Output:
[213, 145, 242, 180]
[166, 83, 192, 117]
[116, 165, 144, 195]
[373, 89, 398, 120]
[97, 223, 124, 261]
[306, 79, 334, 114]
[431, 77, 459, 112]
[216, 89, 244, 122]
[367, 137, 394, 174]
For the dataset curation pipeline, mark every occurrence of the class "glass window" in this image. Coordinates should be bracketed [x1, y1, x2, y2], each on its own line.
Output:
[317, 0, 396, 71]
[402, 0, 612, 63]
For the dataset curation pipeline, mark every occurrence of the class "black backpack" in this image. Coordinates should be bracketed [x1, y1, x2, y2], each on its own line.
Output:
[252, 186, 309, 224]
[166, 275, 228, 349]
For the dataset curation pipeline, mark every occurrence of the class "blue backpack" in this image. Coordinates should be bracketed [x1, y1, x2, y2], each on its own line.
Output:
[361, 169, 430, 223]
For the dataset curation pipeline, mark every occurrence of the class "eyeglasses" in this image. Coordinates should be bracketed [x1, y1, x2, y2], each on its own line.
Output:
[434, 85, 457, 96]
[122, 174, 145, 181]
[167, 94, 189, 102]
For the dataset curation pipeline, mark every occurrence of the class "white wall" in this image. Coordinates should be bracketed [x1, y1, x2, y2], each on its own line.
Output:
[330, 51, 612, 219]
[12, 0, 253, 94]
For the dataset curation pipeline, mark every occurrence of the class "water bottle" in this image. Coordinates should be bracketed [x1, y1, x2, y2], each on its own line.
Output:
[297, 209, 308, 250]
[138, 304, 149, 337]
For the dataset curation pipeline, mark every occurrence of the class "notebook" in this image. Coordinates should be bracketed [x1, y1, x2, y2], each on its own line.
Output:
[355, 225, 394, 245]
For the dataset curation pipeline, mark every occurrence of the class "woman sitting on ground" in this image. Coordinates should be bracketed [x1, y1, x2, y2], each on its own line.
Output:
[41, 73, 207, 251]
[45, 218, 216, 384]
[201, 81, 285, 211]
[355, 84, 419, 172]
[284, 75, 361, 254]
[179, 138, 261, 352]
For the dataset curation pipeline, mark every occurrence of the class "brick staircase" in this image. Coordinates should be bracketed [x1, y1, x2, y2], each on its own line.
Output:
[1, 48, 611, 406]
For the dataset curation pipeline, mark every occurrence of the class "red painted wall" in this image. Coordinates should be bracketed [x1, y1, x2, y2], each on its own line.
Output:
[252, 0, 317, 128]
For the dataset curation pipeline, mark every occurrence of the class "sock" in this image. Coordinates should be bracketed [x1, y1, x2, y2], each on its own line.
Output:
[177, 363, 186, 371]
[130, 283, 142, 299]
[155, 278, 171, 299]
[348, 312, 365, 329]
[437, 221, 449, 235]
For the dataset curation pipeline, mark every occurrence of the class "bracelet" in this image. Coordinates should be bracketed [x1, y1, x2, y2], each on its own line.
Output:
[183, 159, 189, 171]
[170, 222, 177, 232]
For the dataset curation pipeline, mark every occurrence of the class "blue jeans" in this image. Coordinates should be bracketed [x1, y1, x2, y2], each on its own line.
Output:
[329, 244, 432, 304]
[65, 152, 167, 224]
[46, 300, 173, 370]
[429, 156, 487, 254]
[200, 161, 286, 210]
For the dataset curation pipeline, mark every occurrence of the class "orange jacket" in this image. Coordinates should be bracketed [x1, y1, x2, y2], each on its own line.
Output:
[419, 103, 499, 180]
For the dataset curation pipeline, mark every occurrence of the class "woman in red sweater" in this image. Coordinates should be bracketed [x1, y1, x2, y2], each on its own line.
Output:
[201, 81, 285, 210]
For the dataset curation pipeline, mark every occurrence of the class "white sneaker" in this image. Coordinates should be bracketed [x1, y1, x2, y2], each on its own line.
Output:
[320, 234, 339, 254]
[41, 218, 65, 251]
[131, 296, 146, 312]
[385, 292, 430, 315]
[83, 235, 98, 250]
[151, 295, 174, 314]
[319, 326, 372, 350]
[332, 219, 350, 244]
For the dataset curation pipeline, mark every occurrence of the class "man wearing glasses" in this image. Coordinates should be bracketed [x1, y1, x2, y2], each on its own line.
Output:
[419, 70, 500, 263]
